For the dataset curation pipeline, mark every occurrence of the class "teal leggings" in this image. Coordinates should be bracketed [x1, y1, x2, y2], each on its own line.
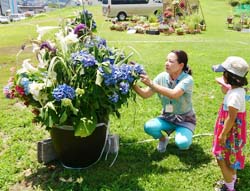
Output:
[144, 117, 193, 150]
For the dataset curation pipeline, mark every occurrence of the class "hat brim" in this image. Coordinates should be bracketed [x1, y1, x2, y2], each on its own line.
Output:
[212, 64, 225, 72]
[215, 77, 231, 89]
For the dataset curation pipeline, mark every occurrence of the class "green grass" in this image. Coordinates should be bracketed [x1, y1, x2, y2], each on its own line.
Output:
[1, 1, 250, 190]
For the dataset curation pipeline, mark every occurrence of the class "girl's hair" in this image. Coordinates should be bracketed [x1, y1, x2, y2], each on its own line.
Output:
[171, 50, 192, 75]
[224, 71, 248, 86]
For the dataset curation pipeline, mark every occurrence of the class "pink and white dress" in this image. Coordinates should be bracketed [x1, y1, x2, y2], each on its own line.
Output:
[212, 88, 247, 169]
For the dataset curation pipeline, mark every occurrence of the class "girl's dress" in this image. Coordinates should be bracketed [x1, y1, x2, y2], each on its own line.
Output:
[212, 104, 246, 169]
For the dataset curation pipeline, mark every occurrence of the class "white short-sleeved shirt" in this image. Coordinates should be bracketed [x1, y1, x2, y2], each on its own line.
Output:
[223, 87, 246, 112]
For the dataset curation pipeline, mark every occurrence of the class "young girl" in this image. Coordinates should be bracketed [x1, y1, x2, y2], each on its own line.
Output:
[212, 56, 249, 191]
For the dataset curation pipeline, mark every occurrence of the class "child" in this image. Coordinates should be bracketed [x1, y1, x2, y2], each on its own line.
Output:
[212, 56, 249, 191]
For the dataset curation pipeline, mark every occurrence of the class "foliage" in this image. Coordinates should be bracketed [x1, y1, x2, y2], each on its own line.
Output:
[3, 9, 145, 137]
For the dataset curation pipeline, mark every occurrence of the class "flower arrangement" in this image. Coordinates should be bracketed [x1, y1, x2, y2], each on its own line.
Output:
[3, 9, 145, 137]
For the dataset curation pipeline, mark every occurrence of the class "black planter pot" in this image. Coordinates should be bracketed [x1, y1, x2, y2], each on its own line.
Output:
[146, 30, 160, 35]
[50, 123, 108, 169]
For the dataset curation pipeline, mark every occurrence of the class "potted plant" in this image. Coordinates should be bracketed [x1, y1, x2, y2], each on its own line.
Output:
[176, 27, 184, 35]
[234, 22, 242, 31]
[199, 19, 206, 31]
[227, 16, 234, 24]
[3, 10, 145, 168]
[230, 0, 240, 7]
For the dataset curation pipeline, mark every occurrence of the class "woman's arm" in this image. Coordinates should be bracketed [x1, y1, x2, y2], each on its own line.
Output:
[132, 84, 154, 98]
[149, 82, 184, 99]
[140, 74, 184, 99]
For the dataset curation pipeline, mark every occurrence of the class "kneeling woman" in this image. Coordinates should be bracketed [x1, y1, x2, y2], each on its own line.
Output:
[133, 50, 196, 153]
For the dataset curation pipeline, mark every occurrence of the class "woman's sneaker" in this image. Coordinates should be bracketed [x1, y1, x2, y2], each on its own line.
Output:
[157, 136, 169, 153]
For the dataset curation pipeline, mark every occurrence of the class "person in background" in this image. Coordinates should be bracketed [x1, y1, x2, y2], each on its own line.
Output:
[212, 56, 249, 191]
[133, 50, 196, 153]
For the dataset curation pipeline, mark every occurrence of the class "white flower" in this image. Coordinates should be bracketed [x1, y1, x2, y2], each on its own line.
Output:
[55, 30, 78, 55]
[36, 25, 60, 41]
[55, 30, 68, 55]
[64, 31, 79, 44]
[43, 78, 53, 87]
[17, 59, 38, 74]
[32, 42, 40, 53]
[47, 70, 57, 83]
[29, 82, 45, 101]
[37, 53, 48, 69]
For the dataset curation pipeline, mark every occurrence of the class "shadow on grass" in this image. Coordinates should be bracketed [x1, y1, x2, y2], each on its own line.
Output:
[23, 137, 212, 191]
[237, 163, 250, 191]
[149, 141, 212, 169]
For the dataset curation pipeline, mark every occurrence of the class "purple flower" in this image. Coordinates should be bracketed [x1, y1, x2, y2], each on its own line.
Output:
[40, 42, 56, 53]
[3, 83, 14, 99]
[52, 84, 75, 101]
[74, 24, 86, 34]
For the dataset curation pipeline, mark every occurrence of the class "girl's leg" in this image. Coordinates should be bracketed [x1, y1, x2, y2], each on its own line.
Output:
[217, 159, 234, 182]
[217, 159, 235, 190]
[175, 126, 193, 150]
[144, 117, 174, 139]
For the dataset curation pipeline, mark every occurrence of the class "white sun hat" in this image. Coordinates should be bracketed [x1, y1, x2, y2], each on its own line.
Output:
[212, 56, 249, 77]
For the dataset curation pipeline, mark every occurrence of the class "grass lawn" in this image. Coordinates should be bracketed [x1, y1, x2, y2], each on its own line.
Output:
[1, 0, 250, 190]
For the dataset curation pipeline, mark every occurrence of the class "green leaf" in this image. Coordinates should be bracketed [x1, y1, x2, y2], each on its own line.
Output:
[74, 117, 97, 137]
[48, 115, 54, 127]
[59, 110, 68, 124]
[44, 102, 57, 113]
[95, 70, 103, 86]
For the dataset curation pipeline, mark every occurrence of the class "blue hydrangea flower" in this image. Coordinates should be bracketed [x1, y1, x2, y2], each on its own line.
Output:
[133, 63, 146, 75]
[20, 77, 30, 95]
[102, 65, 119, 86]
[71, 51, 97, 67]
[119, 82, 130, 95]
[95, 36, 106, 48]
[109, 93, 119, 103]
[119, 64, 134, 83]
[84, 40, 95, 49]
[92, 20, 97, 29]
[52, 84, 75, 101]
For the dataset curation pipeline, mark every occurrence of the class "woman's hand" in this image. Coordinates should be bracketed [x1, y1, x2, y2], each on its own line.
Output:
[140, 74, 152, 87]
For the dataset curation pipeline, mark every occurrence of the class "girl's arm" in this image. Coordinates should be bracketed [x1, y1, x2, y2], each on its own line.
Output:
[218, 106, 238, 145]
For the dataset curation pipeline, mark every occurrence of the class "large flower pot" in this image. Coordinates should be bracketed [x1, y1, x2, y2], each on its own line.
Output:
[50, 123, 108, 169]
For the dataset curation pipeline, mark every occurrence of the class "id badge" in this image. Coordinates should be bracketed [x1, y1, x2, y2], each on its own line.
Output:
[165, 104, 173, 113]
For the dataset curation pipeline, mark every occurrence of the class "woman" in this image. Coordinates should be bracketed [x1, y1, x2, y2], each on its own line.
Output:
[133, 50, 196, 153]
